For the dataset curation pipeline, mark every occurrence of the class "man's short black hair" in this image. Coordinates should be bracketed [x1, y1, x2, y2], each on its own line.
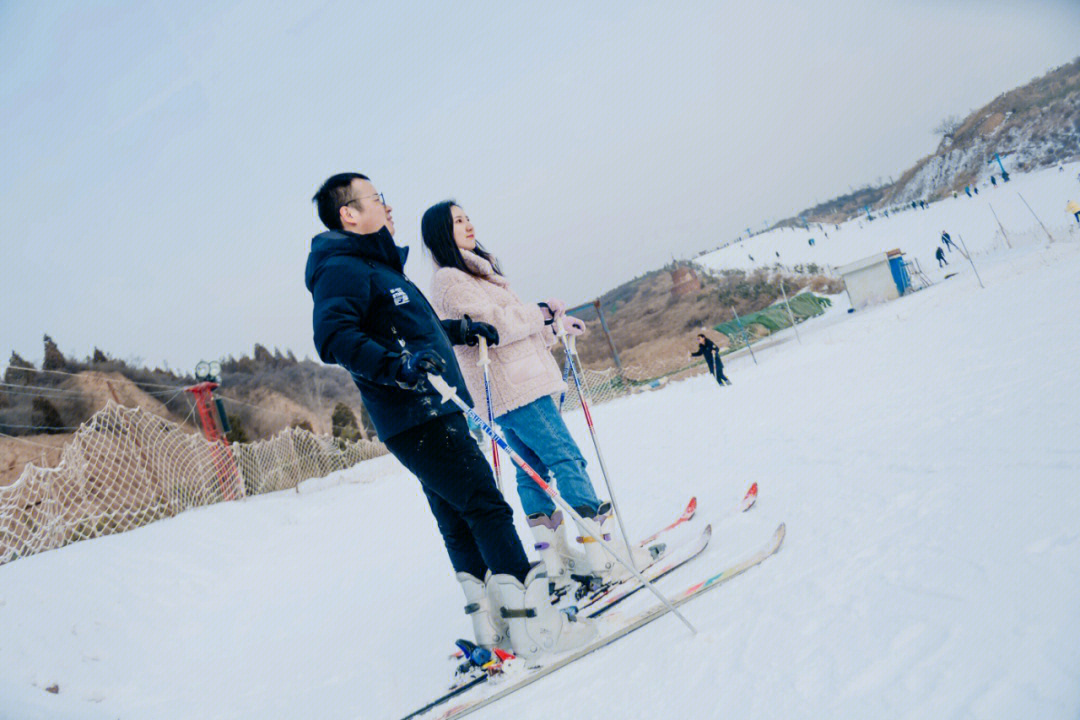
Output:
[313, 172, 369, 230]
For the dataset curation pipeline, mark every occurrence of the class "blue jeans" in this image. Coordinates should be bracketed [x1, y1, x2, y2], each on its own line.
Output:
[496, 396, 602, 517]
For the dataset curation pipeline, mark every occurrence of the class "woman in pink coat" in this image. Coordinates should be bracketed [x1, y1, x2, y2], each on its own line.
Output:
[422, 201, 646, 590]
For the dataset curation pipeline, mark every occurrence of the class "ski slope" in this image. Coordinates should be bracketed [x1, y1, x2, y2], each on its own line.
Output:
[697, 162, 1080, 281]
[2, 169, 1080, 719]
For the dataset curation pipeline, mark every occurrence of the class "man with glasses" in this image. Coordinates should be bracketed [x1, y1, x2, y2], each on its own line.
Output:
[305, 173, 547, 653]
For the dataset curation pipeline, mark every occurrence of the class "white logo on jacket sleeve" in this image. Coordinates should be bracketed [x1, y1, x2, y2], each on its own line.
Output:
[390, 288, 409, 306]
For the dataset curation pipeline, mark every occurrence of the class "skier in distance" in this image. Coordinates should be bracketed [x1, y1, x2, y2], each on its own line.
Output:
[691, 333, 730, 386]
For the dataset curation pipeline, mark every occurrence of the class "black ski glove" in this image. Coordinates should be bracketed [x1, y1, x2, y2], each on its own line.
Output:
[395, 348, 446, 389]
[446, 315, 500, 347]
[465, 319, 499, 347]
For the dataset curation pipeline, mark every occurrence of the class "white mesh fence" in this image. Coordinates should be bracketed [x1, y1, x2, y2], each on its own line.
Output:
[985, 222, 1080, 250]
[559, 357, 711, 411]
[0, 400, 385, 566]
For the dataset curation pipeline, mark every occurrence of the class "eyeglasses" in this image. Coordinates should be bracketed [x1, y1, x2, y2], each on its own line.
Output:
[344, 192, 386, 209]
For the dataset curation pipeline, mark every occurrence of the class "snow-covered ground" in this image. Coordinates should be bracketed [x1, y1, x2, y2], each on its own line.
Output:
[3, 167, 1080, 720]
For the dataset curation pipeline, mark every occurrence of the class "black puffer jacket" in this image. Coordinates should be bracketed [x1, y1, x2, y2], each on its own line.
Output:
[691, 337, 720, 372]
[304, 227, 474, 440]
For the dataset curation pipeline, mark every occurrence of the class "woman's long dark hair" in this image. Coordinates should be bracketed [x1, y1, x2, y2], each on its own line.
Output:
[421, 200, 502, 277]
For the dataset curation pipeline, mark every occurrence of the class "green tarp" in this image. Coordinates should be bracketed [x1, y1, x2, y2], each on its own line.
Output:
[715, 293, 832, 343]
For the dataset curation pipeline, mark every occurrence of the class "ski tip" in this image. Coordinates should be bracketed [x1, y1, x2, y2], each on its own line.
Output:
[686, 496, 697, 515]
[773, 522, 786, 548]
[703, 523, 712, 537]
[741, 482, 758, 511]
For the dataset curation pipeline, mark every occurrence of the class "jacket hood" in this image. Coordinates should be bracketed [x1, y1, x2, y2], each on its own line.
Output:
[304, 227, 409, 291]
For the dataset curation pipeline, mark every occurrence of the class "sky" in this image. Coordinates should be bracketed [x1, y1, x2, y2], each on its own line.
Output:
[2, 0, 1078, 372]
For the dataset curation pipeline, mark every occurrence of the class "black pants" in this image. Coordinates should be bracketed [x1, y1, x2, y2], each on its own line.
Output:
[385, 413, 531, 582]
[706, 361, 729, 386]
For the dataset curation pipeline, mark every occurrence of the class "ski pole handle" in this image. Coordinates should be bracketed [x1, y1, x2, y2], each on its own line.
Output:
[477, 336, 490, 367]
[553, 316, 577, 354]
[553, 315, 567, 339]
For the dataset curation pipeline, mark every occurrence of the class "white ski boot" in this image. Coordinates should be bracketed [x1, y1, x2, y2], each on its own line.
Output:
[490, 563, 597, 660]
[456, 571, 510, 651]
[573, 502, 655, 583]
[526, 510, 587, 593]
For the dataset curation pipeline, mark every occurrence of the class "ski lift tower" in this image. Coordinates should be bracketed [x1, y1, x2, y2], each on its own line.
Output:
[186, 360, 244, 500]
[989, 152, 1010, 182]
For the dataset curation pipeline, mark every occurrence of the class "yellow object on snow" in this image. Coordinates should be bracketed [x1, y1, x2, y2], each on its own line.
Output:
[1067, 200, 1080, 215]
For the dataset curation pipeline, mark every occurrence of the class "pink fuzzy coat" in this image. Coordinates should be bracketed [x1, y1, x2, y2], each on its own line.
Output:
[429, 251, 566, 417]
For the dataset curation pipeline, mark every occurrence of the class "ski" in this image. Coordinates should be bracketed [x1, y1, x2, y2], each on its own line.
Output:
[739, 481, 758, 512]
[400, 523, 785, 720]
[574, 482, 756, 610]
[422, 521, 709, 719]
[549, 496, 697, 605]
[582, 523, 711, 616]
[638, 496, 697, 545]
[446, 522, 711, 684]
[639, 482, 753, 546]
[432, 490, 740, 706]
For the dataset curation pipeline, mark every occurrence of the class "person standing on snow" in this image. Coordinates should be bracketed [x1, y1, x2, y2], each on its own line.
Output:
[422, 201, 654, 602]
[935, 246, 948, 267]
[691, 334, 730, 386]
[1066, 200, 1080, 224]
[941, 230, 956, 252]
[305, 174, 592, 658]
[713, 345, 731, 386]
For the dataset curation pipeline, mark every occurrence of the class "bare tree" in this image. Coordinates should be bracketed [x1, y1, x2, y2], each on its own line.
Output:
[934, 114, 962, 140]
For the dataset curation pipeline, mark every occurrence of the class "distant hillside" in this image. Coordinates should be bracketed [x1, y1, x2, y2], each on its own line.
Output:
[1, 340, 375, 484]
[570, 264, 841, 373]
[778, 57, 1080, 225]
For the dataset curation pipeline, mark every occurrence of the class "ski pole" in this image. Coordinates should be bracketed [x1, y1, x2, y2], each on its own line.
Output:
[545, 303, 571, 413]
[731, 307, 757, 365]
[555, 318, 638, 572]
[425, 373, 697, 635]
[477, 337, 502, 492]
[956, 234, 984, 289]
[556, 350, 572, 413]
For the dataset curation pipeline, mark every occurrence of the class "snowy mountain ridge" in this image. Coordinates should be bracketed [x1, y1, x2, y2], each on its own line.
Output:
[777, 57, 1080, 224]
